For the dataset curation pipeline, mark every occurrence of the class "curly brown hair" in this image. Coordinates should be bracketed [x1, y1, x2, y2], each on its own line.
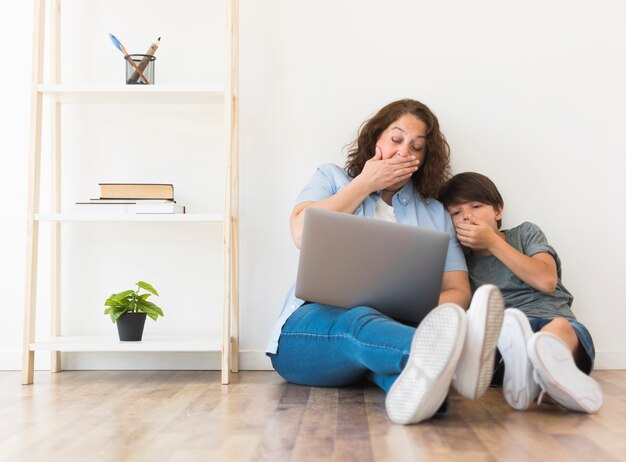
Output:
[345, 99, 451, 198]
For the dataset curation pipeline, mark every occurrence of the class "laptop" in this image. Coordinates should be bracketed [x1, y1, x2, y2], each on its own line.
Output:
[295, 207, 449, 323]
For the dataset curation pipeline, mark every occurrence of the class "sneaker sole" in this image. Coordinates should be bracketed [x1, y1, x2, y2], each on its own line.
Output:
[527, 332, 603, 413]
[453, 285, 504, 400]
[386, 304, 467, 424]
[497, 308, 538, 410]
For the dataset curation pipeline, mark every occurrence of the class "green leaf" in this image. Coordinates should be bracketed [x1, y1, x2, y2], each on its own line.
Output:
[110, 310, 126, 323]
[104, 305, 129, 323]
[136, 299, 164, 320]
[113, 290, 135, 301]
[138, 307, 162, 319]
[138, 299, 163, 314]
[146, 311, 159, 321]
[139, 306, 160, 319]
[137, 281, 158, 296]
[139, 293, 151, 300]
[104, 298, 124, 307]
[104, 291, 134, 309]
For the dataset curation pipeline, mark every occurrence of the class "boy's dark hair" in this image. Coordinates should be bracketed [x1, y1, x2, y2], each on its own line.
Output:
[439, 172, 505, 229]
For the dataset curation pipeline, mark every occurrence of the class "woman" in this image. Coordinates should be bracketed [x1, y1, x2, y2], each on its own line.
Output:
[266, 99, 504, 424]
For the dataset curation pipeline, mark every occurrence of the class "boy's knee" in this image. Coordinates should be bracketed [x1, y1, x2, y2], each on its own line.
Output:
[547, 317, 572, 331]
[543, 317, 576, 338]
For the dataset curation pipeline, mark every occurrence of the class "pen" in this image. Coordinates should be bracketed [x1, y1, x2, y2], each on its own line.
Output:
[108, 33, 151, 84]
[128, 37, 161, 84]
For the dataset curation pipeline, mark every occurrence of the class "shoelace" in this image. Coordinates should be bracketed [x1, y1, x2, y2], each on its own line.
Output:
[537, 389, 547, 405]
[534, 370, 547, 406]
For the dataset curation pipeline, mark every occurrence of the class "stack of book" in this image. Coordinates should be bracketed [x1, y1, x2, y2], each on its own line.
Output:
[75, 183, 185, 214]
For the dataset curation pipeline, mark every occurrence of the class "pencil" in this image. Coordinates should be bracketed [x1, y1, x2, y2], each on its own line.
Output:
[128, 37, 160, 84]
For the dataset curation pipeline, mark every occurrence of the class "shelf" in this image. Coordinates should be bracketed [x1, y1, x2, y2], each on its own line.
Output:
[35, 213, 223, 223]
[23, 0, 238, 385]
[38, 84, 224, 104]
[30, 335, 222, 352]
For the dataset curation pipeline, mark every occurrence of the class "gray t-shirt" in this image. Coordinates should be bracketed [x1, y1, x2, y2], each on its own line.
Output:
[467, 222, 575, 321]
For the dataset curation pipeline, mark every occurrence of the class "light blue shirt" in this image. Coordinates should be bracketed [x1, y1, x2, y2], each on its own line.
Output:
[266, 164, 467, 354]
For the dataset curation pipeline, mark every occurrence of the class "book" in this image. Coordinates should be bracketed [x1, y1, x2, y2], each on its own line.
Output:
[135, 202, 185, 214]
[75, 200, 185, 214]
[98, 183, 174, 200]
[84, 199, 176, 204]
[74, 201, 136, 215]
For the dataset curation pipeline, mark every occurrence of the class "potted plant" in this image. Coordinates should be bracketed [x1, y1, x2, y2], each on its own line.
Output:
[104, 281, 164, 341]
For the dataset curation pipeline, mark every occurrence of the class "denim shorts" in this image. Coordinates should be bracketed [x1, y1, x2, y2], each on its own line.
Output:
[528, 317, 595, 374]
[491, 317, 595, 387]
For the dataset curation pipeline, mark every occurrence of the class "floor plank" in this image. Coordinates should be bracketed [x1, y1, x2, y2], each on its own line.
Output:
[0, 370, 624, 462]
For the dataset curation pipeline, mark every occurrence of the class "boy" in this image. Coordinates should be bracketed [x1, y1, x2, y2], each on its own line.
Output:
[439, 172, 603, 413]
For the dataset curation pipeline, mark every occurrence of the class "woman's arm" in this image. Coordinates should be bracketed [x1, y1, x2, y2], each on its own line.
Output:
[290, 151, 420, 248]
[438, 270, 472, 309]
[290, 178, 372, 249]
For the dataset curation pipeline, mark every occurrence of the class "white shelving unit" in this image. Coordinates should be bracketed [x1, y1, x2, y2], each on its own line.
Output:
[38, 84, 224, 104]
[22, 0, 239, 384]
[35, 213, 224, 223]
[30, 335, 222, 353]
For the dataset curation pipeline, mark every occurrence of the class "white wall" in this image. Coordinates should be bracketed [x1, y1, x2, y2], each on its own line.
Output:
[2, 0, 625, 371]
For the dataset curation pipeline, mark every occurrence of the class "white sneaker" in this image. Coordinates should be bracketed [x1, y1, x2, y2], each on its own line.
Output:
[527, 332, 603, 413]
[497, 308, 540, 410]
[452, 284, 504, 400]
[386, 303, 467, 424]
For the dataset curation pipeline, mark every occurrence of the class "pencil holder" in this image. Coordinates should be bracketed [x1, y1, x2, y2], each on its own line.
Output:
[125, 54, 156, 85]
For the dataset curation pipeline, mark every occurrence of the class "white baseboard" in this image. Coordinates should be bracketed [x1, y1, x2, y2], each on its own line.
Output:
[0, 351, 24, 370]
[1, 349, 623, 371]
[593, 351, 626, 370]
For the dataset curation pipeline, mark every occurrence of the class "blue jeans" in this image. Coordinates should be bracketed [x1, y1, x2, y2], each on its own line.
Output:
[268, 303, 416, 393]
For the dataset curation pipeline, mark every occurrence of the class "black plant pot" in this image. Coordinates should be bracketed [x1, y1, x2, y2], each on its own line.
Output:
[116, 312, 147, 341]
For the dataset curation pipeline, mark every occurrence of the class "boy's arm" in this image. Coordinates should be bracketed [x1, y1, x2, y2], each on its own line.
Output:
[456, 216, 558, 294]
[488, 237, 558, 294]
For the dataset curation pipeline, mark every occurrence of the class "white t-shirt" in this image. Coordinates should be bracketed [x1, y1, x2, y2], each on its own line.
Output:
[374, 197, 397, 223]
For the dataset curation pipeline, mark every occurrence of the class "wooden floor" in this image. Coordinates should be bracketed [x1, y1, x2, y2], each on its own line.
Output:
[1, 370, 625, 462]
